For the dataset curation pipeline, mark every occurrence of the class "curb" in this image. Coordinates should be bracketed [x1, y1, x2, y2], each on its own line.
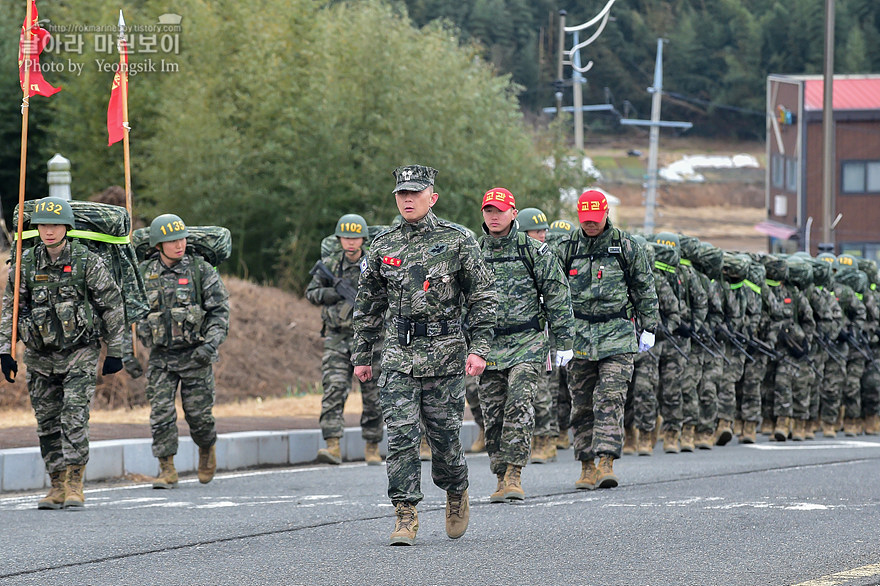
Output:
[0, 421, 480, 493]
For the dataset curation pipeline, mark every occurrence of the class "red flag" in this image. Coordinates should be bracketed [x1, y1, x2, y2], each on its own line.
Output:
[106, 39, 128, 146]
[18, 0, 61, 98]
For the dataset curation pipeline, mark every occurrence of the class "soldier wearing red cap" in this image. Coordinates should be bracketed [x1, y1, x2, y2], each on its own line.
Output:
[557, 189, 659, 489]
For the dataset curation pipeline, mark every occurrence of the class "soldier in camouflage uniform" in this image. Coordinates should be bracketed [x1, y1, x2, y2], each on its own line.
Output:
[785, 257, 819, 440]
[834, 255, 870, 435]
[857, 258, 880, 434]
[0, 197, 125, 509]
[735, 255, 772, 443]
[306, 214, 384, 466]
[548, 219, 576, 449]
[558, 190, 658, 489]
[518, 206, 562, 464]
[478, 194, 573, 501]
[353, 165, 495, 546]
[714, 253, 751, 444]
[137, 214, 229, 488]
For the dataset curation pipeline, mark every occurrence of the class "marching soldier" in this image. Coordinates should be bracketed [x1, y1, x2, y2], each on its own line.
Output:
[353, 164, 495, 546]
[0, 197, 125, 509]
[138, 214, 229, 488]
[306, 214, 384, 465]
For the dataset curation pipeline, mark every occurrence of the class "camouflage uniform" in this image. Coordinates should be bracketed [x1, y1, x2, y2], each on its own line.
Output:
[834, 264, 869, 424]
[138, 254, 229, 458]
[353, 209, 496, 506]
[716, 254, 751, 425]
[465, 374, 483, 429]
[805, 258, 844, 425]
[858, 260, 880, 426]
[558, 220, 659, 461]
[786, 259, 819, 423]
[305, 252, 383, 443]
[737, 255, 769, 425]
[0, 240, 125, 472]
[478, 223, 573, 476]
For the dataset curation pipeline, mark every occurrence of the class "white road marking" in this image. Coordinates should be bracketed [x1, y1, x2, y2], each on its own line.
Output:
[745, 440, 880, 450]
[791, 562, 880, 586]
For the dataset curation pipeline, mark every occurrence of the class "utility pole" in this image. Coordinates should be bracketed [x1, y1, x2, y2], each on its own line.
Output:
[819, 0, 835, 253]
[620, 39, 692, 235]
[555, 10, 565, 118]
[571, 30, 585, 151]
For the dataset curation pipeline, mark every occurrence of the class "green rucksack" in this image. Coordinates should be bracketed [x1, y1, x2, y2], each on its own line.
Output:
[132, 225, 232, 267]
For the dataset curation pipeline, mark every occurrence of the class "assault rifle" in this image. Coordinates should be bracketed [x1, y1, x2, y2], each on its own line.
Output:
[309, 260, 357, 306]
[815, 333, 847, 367]
[656, 320, 689, 360]
[715, 325, 755, 363]
[677, 325, 720, 360]
[838, 329, 873, 362]
[699, 327, 731, 365]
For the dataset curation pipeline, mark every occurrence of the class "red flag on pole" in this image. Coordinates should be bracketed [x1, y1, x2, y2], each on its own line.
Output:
[107, 39, 128, 146]
[18, 0, 61, 98]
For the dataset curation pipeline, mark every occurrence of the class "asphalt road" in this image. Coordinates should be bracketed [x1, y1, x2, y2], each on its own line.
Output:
[2, 435, 880, 586]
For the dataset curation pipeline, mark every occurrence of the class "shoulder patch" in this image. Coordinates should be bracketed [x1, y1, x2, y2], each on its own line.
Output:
[360, 257, 368, 273]
[538, 242, 550, 256]
[608, 246, 622, 254]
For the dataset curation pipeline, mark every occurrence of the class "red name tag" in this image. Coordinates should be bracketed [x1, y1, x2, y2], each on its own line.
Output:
[179, 278, 189, 285]
[382, 256, 402, 267]
[63, 266, 72, 273]
[784, 298, 791, 304]
[569, 269, 578, 276]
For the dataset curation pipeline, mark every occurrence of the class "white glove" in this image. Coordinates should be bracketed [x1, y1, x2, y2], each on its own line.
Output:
[554, 349, 574, 368]
[638, 330, 655, 352]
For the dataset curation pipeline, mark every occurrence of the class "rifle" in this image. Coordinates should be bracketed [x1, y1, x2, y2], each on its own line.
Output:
[815, 333, 847, 367]
[715, 325, 755, 362]
[765, 331, 824, 378]
[309, 260, 357, 306]
[700, 327, 731, 365]
[682, 327, 719, 360]
[839, 329, 872, 362]
[656, 320, 689, 360]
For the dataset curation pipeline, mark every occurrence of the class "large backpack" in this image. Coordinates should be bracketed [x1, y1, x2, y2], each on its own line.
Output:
[132, 225, 232, 267]
[13, 200, 149, 326]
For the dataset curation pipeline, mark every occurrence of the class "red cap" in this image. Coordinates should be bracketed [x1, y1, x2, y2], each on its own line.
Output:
[481, 187, 516, 211]
[577, 189, 609, 222]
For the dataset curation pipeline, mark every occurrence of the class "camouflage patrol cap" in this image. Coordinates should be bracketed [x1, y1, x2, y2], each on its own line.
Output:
[722, 251, 749, 282]
[678, 234, 700, 259]
[692, 242, 723, 280]
[857, 258, 879, 284]
[392, 165, 438, 194]
[549, 219, 575, 234]
[518, 207, 549, 231]
[806, 257, 832, 287]
[758, 254, 789, 281]
[786, 256, 813, 287]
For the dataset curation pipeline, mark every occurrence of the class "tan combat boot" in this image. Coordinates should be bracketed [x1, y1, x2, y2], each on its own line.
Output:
[445, 489, 469, 539]
[843, 417, 861, 437]
[63, 464, 86, 509]
[663, 429, 681, 454]
[774, 417, 791, 442]
[37, 469, 67, 510]
[760, 418, 774, 436]
[575, 459, 598, 490]
[490, 473, 506, 503]
[198, 445, 217, 484]
[822, 420, 837, 438]
[741, 421, 758, 444]
[714, 419, 733, 446]
[544, 439, 558, 462]
[153, 456, 179, 489]
[317, 438, 342, 465]
[865, 414, 880, 435]
[733, 419, 744, 437]
[502, 464, 525, 501]
[530, 436, 546, 464]
[637, 429, 654, 456]
[556, 429, 571, 450]
[390, 502, 418, 546]
[622, 427, 638, 455]
[596, 455, 618, 489]
[419, 436, 432, 461]
[694, 430, 714, 450]
[680, 425, 696, 453]
[805, 419, 818, 440]
[364, 442, 382, 466]
[791, 419, 806, 441]
[469, 427, 486, 453]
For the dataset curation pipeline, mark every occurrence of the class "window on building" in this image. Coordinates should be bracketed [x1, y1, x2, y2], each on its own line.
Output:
[785, 157, 797, 192]
[841, 243, 880, 263]
[771, 154, 784, 188]
[842, 160, 880, 194]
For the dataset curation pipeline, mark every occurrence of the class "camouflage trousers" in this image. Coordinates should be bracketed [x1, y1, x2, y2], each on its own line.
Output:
[657, 337, 690, 431]
[379, 370, 468, 505]
[738, 353, 767, 423]
[681, 346, 705, 426]
[630, 350, 658, 431]
[465, 374, 483, 429]
[25, 344, 100, 473]
[717, 341, 746, 422]
[478, 362, 540, 475]
[792, 351, 824, 420]
[861, 357, 880, 418]
[556, 363, 572, 432]
[145, 347, 217, 459]
[809, 351, 827, 420]
[820, 342, 847, 423]
[320, 330, 382, 442]
[533, 364, 559, 438]
[769, 350, 805, 419]
[697, 348, 723, 434]
[843, 354, 866, 420]
[568, 353, 634, 461]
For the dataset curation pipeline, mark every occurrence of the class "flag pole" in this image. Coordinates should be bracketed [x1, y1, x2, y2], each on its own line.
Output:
[11, 0, 35, 369]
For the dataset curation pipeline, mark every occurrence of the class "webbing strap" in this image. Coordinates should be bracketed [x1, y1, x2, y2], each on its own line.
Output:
[765, 279, 781, 287]
[654, 261, 676, 273]
[743, 279, 762, 294]
[15, 229, 130, 244]
[679, 258, 692, 266]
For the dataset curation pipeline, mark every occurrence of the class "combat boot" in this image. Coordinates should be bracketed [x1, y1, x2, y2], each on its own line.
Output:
[694, 430, 714, 450]
[445, 489, 469, 539]
[502, 464, 525, 501]
[37, 469, 67, 510]
[419, 436, 432, 461]
[364, 442, 382, 466]
[864, 414, 880, 435]
[791, 419, 806, 441]
[714, 419, 733, 446]
[843, 417, 861, 437]
[63, 464, 85, 509]
[152, 456, 178, 489]
[469, 427, 486, 453]
[733, 419, 744, 437]
[544, 438, 558, 462]
[741, 421, 758, 444]
[390, 502, 418, 546]
[760, 418, 774, 436]
[637, 429, 654, 456]
[556, 429, 571, 450]
[774, 417, 791, 442]
[821, 420, 837, 438]
[317, 438, 342, 465]
[490, 473, 506, 503]
[530, 436, 547, 464]
[805, 419, 818, 440]
[622, 427, 638, 455]
[596, 455, 618, 489]
[680, 426, 696, 453]
[663, 429, 681, 454]
[575, 459, 598, 490]
[198, 445, 217, 484]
